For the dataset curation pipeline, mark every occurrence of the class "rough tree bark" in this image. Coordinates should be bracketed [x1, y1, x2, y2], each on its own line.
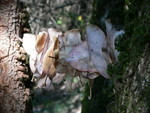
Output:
[0, 0, 32, 113]
[82, 0, 150, 113]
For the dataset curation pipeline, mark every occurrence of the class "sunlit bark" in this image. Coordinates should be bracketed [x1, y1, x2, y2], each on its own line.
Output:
[0, 0, 32, 113]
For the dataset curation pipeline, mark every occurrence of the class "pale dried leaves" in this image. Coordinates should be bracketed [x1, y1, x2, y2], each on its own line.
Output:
[23, 20, 124, 89]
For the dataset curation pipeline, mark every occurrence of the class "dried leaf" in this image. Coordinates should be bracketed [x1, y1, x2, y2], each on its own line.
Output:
[36, 31, 48, 53]
[82, 72, 99, 79]
[66, 66, 77, 77]
[53, 73, 65, 84]
[42, 28, 61, 79]
[58, 45, 75, 66]
[61, 29, 82, 46]
[42, 42, 58, 79]
[105, 20, 124, 61]
[48, 28, 62, 45]
[56, 63, 67, 74]
[36, 75, 52, 89]
[23, 33, 38, 75]
[23, 33, 37, 57]
[88, 79, 94, 100]
[66, 41, 97, 73]
[29, 57, 36, 73]
[35, 52, 43, 75]
[86, 25, 110, 78]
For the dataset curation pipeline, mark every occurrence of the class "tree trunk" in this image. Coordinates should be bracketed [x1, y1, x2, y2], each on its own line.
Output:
[0, 0, 32, 113]
[82, 0, 150, 113]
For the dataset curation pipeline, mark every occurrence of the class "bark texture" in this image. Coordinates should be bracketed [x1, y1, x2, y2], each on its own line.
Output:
[0, 0, 32, 113]
[82, 0, 150, 113]
[112, 44, 150, 113]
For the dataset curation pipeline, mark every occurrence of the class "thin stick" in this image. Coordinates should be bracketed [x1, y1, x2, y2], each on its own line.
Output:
[49, 56, 57, 59]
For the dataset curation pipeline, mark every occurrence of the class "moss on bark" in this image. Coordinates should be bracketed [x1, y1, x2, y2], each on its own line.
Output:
[82, 0, 150, 113]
